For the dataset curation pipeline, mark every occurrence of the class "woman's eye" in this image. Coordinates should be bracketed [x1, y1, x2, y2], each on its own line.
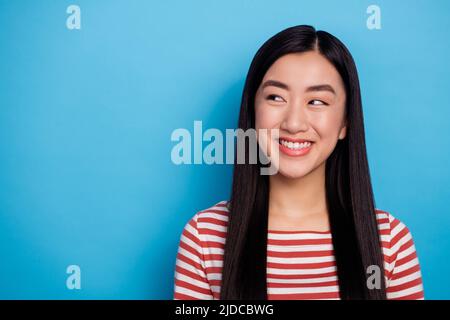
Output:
[309, 99, 328, 106]
[267, 94, 284, 102]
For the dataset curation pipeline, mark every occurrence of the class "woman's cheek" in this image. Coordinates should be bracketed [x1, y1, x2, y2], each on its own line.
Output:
[256, 104, 282, 128]
[255, 105, 278, 158]
[314, 124, 341, 158]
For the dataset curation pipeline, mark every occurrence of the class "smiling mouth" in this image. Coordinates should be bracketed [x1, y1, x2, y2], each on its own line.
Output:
[278, 138, 314, 150]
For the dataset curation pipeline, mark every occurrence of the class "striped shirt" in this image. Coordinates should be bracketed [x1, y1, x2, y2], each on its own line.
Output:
[174, 200, 424, 300]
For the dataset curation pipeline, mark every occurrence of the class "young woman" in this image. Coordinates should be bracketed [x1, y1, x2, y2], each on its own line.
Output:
[173, 25, 424, 300]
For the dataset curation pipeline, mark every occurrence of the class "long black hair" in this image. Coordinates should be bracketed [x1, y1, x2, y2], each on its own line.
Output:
[220, 25, 386, 300]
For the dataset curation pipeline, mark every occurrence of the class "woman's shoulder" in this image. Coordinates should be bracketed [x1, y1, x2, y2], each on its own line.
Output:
[198, 200, 230, 215]
[192, 200, 230, 222]
[180, 200, 230, 240]
[374, 208, 417, 251]
[375, 208, 411, 232]
[375, 208, 424, 298]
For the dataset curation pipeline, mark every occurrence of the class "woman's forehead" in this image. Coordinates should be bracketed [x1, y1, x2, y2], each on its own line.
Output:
[261, 51, 345, 92]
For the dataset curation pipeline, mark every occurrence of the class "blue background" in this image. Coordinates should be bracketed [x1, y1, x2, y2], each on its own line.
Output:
[0, 0, 449, 299]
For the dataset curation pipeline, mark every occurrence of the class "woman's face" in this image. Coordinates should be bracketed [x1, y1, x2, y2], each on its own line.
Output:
[255, 51, 347, 179]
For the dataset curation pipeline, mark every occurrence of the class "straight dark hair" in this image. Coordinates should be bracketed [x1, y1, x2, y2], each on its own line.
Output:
[220, 25, 387, 300]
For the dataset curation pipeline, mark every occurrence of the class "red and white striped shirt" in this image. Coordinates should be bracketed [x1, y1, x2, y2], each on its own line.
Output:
[174, 200, 424, 300]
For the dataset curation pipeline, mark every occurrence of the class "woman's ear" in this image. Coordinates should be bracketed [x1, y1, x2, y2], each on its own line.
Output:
[338, 121, 347, 140]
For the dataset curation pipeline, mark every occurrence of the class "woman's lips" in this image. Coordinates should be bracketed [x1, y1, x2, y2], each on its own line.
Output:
[278, 139, 313, 157]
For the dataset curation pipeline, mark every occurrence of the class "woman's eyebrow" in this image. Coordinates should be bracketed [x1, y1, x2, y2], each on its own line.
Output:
[305, 84, 336, 95]
[261, 80, 336, 95]
[261, 80, 290, 90]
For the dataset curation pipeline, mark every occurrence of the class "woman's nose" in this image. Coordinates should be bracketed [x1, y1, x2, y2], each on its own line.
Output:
[281, 102, 309, 133]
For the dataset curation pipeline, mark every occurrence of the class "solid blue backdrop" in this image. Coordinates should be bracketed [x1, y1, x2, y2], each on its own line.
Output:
[0, 0, 449, 299]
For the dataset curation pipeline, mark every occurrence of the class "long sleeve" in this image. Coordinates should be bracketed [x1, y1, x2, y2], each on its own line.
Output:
[386, 218, 424, 299]
[173, 213, 214, 300]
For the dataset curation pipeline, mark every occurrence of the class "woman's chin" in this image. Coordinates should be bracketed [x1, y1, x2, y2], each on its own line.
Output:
[276, 167, 311, 179]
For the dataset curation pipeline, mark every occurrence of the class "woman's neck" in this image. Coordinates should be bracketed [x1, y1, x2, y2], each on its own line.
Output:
[268, 163, 330, 231]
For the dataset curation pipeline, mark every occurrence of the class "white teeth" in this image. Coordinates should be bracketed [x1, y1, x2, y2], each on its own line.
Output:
[280, 139, 312, 149]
